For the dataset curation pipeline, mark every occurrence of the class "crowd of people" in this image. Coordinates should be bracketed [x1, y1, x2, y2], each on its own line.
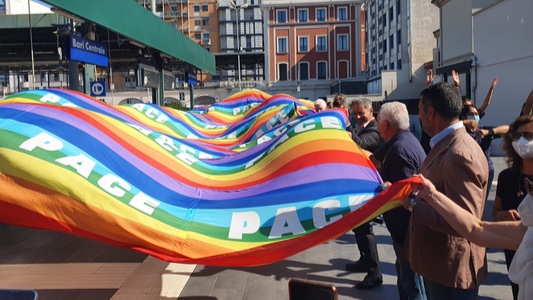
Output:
[313, 78, 533, 300]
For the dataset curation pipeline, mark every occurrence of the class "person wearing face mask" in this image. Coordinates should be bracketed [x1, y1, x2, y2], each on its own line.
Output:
[459, 105, 509, 201]
[492, 115, 533, 300]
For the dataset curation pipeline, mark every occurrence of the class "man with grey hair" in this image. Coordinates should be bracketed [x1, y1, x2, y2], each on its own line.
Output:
[314, 99, 327, 112]
[374, 101, 427, 299]
[345, 97, 385, 290]
[348, 98, 383, 152]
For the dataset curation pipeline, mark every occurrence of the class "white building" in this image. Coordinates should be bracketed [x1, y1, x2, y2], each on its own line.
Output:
[364, 0, 439, 101]
[1, 0, 51, 15]
[432, 0, 533, 126]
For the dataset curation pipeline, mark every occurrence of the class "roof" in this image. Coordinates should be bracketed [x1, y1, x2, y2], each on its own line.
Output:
[41, 0, 216, 73]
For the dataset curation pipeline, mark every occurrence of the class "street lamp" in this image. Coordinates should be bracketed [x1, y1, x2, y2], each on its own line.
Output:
[230, 1, 248, 91]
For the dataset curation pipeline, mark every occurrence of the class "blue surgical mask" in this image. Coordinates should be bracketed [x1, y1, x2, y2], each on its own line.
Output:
[467, 115, 480, 123]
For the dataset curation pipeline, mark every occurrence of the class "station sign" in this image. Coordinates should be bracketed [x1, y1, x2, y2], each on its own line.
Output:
[90, 81, 106, 97]
[70, 34, 109, 67]
[186, 72, 197, 86]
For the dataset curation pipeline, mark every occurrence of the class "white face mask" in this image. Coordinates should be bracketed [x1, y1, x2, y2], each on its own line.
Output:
[512, 137, 533, 159]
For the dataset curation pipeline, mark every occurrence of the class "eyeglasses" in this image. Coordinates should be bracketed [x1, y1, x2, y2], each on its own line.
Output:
[509, 131, 533, 142]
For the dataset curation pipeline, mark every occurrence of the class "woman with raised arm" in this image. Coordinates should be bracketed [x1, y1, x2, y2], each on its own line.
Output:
[492, 115, 533, 299]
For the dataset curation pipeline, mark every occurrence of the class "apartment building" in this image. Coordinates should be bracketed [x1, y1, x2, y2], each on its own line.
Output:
[364, 0, 438, 101]
[138, 0, 219, 84]
[217, 0, 265, 87]
[261, 0, 364, 95]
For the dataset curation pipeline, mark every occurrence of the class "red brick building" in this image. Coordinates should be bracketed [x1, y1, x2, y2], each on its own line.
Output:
[262, 0, 365, 86]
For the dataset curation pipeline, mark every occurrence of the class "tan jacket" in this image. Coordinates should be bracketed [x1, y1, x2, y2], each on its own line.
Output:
[407, 126, 488, 289]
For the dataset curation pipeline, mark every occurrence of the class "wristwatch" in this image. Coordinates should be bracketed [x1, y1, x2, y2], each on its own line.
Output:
[489, 127, 496, 136]
[407, 196, 418, 212]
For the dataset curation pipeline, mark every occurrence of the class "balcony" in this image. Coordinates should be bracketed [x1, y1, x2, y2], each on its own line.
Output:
[164, 12, 181, 18]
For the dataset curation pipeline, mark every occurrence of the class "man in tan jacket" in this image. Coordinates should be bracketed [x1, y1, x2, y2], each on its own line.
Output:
[407, 82, 488, 299]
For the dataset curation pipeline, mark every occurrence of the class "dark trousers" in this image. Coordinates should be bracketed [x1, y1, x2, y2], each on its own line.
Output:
[352, 221, 381, 277]
[486, 168, 495, 201]
[392, 242, 426, 300]
[504, 249, 519, 300]
[424, 279, 478, 300]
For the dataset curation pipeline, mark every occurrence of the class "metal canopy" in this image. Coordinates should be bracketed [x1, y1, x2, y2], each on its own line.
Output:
[41, 0, 216, 73]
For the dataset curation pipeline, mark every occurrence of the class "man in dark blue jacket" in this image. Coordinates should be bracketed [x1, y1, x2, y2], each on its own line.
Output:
[373, 101, 427, 299]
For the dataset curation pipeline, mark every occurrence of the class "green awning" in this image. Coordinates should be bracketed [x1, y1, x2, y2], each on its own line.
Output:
[41, 0, 216, 73]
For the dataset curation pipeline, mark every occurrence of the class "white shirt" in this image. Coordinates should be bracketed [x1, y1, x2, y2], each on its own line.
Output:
[509, 193, 533, 300]
[356, 117, 375, 134]
[429, 121, 464, 149]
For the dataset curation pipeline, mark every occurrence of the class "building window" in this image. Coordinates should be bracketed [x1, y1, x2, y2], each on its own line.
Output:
[298, 9, 308, 22]
[316, 8, 326, 21]
[397, 59, 402, 69]
[277, 10, 287, 23]
[397, 0, 401, 16]
[397, 29, 401, 47]
[389, 7, 394, 22]
[202, 4, 208, 11]
[390, 62, 395, 70]
[202, 18, 209, 26]
[195, 20, 201, 26]
[278, 63, 288, 81]
[299, 62, 309, 80]
[316, 36, 327, 52]
[383, 14, 387, 27]
[317, 61, 327, 79]
[383, 39, 387, 53]
[277, 37, 287, 53]
[203, 32, 210, 39]
[337, 34, 348, 51]
[299, 36, 309, 52]
[194, 5, 200, 12]
[390, 35, 394, 49]
[194, 33, 201, 39]
[338, 7, 347, 20]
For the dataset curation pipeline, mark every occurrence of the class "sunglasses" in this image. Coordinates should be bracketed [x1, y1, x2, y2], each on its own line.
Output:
[509, 131, 533, 142]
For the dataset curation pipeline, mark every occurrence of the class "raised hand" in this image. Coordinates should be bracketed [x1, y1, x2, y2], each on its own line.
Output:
[463, 119, 478, 132]
[426, 69, 434, 88]
[491, 77, 499, 88]
[452, 70, 461, 88]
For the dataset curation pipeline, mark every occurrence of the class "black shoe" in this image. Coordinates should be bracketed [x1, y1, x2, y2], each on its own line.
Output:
[345, 260, 368, 273]
[355, 274, 383, 290]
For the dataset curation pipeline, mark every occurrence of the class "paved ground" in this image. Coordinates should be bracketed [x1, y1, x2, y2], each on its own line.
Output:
[0, 156, 516, 299]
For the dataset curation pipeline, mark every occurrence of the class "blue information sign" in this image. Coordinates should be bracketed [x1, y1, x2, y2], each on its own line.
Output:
[90, 81, 106, 97]
[70, 34, 109, 67]
[186, 72, 197, 86]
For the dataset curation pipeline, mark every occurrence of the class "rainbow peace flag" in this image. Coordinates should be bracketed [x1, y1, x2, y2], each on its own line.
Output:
[0, 89, 419, 266]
